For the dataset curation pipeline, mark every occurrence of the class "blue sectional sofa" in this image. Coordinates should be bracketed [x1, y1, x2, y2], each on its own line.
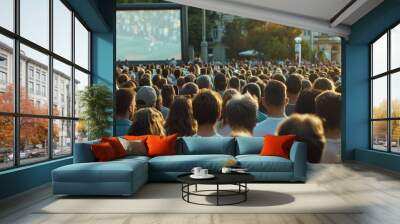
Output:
[52, 137, 307, 196]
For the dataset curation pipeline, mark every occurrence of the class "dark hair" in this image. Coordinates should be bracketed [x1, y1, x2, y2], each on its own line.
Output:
[180, 82, 199, 98]
[184, 74, 196, 83]
[242, 83, 261, 100]
[228, 77, 240, 91]
[161, 84, 175, 108]
[263, 80, 286, 106]
[225, 94, 258, 135]
[139, 77, 152, 86]
[214, 73, 227, 92]
[313, 77, 334, 91]
[315, 91, 341, 130]
[152, 75, 162, 89]
[309, 73, 319, 83]
[192, 90, 222, 125]
[177, 76, 185, 88]
[116, 88, 134, 116]
[173, 69, 182, 79]
[301, 79, 312, 90]
[286, 74, 302, 95]
[294, 89, 322, 114]
[271, 74, 286, 83]
[164, 96, 197, 136]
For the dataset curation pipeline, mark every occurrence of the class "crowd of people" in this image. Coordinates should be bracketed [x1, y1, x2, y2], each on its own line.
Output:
[115, 61, 342, 163]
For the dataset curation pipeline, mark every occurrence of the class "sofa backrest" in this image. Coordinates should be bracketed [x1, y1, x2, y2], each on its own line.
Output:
[235, 136, 264, 155]
[73, 140, 100, 163]
[176, 137, 236, 155]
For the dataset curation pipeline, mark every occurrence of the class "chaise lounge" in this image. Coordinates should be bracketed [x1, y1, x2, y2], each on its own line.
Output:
[52, 137, 307, 196]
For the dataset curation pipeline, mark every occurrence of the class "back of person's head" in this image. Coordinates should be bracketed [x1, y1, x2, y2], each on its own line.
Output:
[313, 77, 334, 91]
[225, 94, 258, 136]
[136, 86, 157, 109]
[315, 91, 341, 131]
[116, 88, 135, 116]
[221, 88, 240, 124]
[301, 79, 312, 90]
[128, 107, 165, 136]
[139, 76, 152, 87]
[161, 84, 175, 108]
[196, 75, 212, 89]
[242, 83, 261, 101]
[309, 73, 318, 83]
[192, 89, 222, 126]
[173, 68, 182, 79]
[184, 74, 196, 83]
[263, 80, 287, 107]
[181, 82, 199, 98]
[286, 74, 302, 95]
[228, 77, 240, 91]
[117, 74, 130, 88]
[295, 89, 322, 114]
[120, 80, 136, 90]
[165, 96, 197, 136]
[277, 114, 326, 163]
[152, 74, 162, 89]
[272, 74, 286, 83]
[161, 68, 170, 78]
[177, 76, 185, 89]
[214, 73, 227, 92]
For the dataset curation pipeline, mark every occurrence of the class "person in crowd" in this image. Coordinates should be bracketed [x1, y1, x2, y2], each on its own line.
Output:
[285, 74, 302, 116]
[127, 107, 166, 136]
[313, 77, 335, 91]
[294, 89, 322, 114]
[196, 75, 213, 89]
[253, 80, 288, 136]
[217, 88, 240, 136]
[225, 94, 258, 137]
[301, 79, 312, 90]
[176, 76, 185, 93]
[117, 73, 130, 89]
[272, 73, 286, 83]
[184, 74, 196, 83]
[192, 90, 222, 137]
[180, 82, 199, 98]
[242, 83, 267, 122]
[214, 73, 228, 96]
[316, 91, 342, 163]
[115, 88, 135, 136]
[228, 76, 241, 91]
[164, 96, 197, 136]
[136, 86, 158, 110]
[277, 114, 326, 163]
[154, 87, 169, 119]
[161, 84, 175, 108]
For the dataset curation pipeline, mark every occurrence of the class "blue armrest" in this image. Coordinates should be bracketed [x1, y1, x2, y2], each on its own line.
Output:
[289, 141, 307, 182]
[73, 140, 100, 163]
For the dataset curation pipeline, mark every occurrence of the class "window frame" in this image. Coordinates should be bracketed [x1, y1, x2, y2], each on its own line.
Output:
[370, 21, 400, 154]
[0, 0, 92, 171]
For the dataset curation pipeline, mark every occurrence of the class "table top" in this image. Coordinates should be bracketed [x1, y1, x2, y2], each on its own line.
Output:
[177, 172, 255, 185]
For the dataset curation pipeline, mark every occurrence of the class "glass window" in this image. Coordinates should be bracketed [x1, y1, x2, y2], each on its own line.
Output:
[0, 35, 14, 113]
[20, 0, 49, 49]
[391, 72, 400, 118]
[53, 0, 72, 60]
[19, 117, 49, 165]
[372, 77, 387, 119]
[74, 69, 89, 118]
[372, 33, 387, 76]
[372, 121, 388, 151]
[53, 59, 72, 117]
[391, 24, 400, 70]
[391, 120, 400, 153]
[0, 116, 14, 169]
[53, 119, 72, 158]
[20, 44, 49, 115]
[0, 0, 14, 31]
[74, 18, 89, 70]
[75, 120, 88, 143]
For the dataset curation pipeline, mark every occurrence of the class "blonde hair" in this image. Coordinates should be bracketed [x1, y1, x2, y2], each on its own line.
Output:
[128, 108, 165, 136]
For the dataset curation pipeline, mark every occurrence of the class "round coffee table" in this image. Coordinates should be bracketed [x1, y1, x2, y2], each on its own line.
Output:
[177, 173, 255, 206]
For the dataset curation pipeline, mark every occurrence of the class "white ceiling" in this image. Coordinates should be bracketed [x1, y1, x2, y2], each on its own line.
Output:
[169, 0, 384, 37]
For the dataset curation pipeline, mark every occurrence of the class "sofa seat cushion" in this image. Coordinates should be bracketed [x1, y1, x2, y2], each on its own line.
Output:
[149, 155, 235, 172]
[53, 158, 147, 183]
[236, 155, 293, 172]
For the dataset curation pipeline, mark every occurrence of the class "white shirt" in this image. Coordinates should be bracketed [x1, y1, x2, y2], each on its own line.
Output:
[320, 138, 341, 163]
[253, 117, 286, 137]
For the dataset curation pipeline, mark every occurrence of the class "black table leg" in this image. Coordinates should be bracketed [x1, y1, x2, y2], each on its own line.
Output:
[216, 184, 219, 206]
[195, 184, 198, 192]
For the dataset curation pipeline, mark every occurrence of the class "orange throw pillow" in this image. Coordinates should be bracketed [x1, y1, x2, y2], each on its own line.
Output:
[101, 137, 126, 158]
[91, 142, 117, 162]
[260, 135, 296, 159]
[146, 134, 177, 157]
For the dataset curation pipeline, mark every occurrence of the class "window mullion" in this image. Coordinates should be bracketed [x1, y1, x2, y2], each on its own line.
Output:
[388, 30, 391, 152]
[13, 0, 21, 167]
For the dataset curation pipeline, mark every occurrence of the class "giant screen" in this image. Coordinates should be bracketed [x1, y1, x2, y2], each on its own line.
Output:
[116, 9, 182, 61]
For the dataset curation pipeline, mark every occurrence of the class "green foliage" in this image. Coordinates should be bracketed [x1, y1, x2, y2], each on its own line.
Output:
[79, 84, 113, 140]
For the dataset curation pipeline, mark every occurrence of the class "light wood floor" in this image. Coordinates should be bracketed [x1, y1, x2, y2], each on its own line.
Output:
[1, 162, 400, 224]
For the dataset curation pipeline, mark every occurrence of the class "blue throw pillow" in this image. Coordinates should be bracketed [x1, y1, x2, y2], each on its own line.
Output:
[236, 137, 264, 155]
[176, 137, 235, 155]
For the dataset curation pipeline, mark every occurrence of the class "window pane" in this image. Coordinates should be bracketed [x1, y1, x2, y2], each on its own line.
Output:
[75, 120, 88, 143]
[0, 0, 14, 31]
[53, 59, 72, 117]
[372, 33, 387, 76]
[391, 72, 400, 118]
[74, 69, 89, 118]
[0, 35, 14, 113]
[20, 44, 49, 115]
[372, 76, 387, 119]
[391, 24, 400, 70]
[75, 18, 89, 70]
[372, 121, 388, 151]
[53, 119, 72, 158]
[20, 117, 49, 165]
[53, 0, 72, 60]
[391, 120, 400, 153]
[20, 0, 49, 49]
[0, 116, 14, 170]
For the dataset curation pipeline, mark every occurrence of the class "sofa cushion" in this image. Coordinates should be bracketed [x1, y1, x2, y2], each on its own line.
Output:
[176, 137, 235, 155]
[149, 154, 235, 172]
[236, 137, 263, 155]
[74, 140, 100, 163]
[236, 155, 293, 172]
